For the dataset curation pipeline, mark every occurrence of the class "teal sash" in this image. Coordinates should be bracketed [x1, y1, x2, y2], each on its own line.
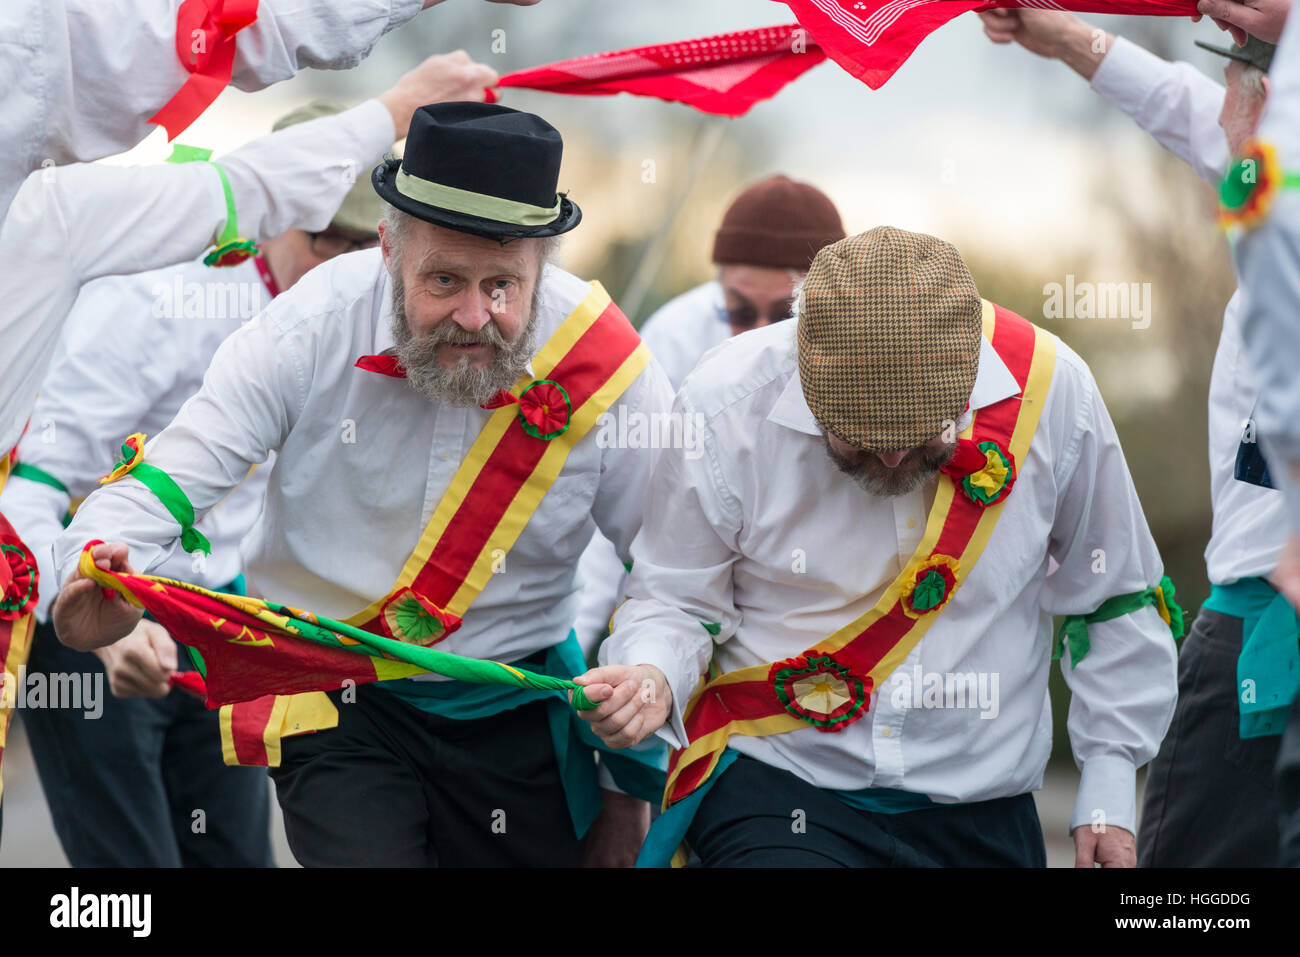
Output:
[1203, 578, 1300, 738]
[377, 629, 667, 838]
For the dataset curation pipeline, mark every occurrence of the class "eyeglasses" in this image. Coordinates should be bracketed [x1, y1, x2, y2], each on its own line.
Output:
[308, 230, 379, 258]
[720, 303, 796, 333]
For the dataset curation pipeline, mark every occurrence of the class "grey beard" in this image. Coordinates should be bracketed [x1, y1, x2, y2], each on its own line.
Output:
[389, 271, 542, 407]
[822, 433, 954, 498]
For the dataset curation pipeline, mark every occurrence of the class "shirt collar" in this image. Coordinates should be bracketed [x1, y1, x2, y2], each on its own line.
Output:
[767, 325, 1022, 438]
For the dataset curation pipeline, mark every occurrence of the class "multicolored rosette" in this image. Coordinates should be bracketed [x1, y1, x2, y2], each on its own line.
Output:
[0, 532, 38, 621]
[380, 588, 463, 647]
[769, 653, 871, 732]
[203, 237, 259, 267]
[97, 433, 211, 555]
[942, 437, 1016, 507]
[901, 554, 960, 619]
[1219, 138, 1282, 230]
[99, 433, 147, 484]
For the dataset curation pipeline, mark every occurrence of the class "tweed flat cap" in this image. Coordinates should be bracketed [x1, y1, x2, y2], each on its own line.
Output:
[797, 226, 983, 452]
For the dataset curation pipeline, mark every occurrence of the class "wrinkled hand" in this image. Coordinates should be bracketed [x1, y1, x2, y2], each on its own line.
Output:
[572, 663, 671, 749]
[1073, 824, 1137, 868]
[978, 8, 1087, 58]
[94, 619, 177, 699]
[378, 51, 500, 139]
[51, 541, 143, 652]
[1196, 0, 1291, 45]
[1270, 532, 1300, 610]
[582, 789, 651, 867]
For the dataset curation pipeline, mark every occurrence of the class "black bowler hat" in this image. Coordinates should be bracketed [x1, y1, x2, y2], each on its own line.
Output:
[371, 101, 581, 240]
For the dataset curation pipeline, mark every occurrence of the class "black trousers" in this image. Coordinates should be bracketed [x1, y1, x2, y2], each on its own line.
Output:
[1277, 692, 1300, 866]
[686, 753, 1047, 867]
[268, 684, 584, 867]
[1138, 608, 1282, 867]
[21, 621, 273, 867]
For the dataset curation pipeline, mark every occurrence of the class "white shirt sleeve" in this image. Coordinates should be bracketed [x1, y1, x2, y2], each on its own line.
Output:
[1235, 10, 1300, 530]
[22, 0, 422, 171]
[1037, 346, 1179, 836]
[0, 98, 395, 453]
[53, 296, 308, 587]
[599, 387, 739, 750]
[1089, 34, 1229, 185]
[572, 530, 629, 660]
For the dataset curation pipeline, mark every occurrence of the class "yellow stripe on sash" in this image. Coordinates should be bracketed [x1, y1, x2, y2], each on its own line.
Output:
[663, 306, 1059, 803]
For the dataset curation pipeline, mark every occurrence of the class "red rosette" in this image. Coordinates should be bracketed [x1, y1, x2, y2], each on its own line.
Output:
[517, 380, 572, 440]
[0, 533, 39, 621]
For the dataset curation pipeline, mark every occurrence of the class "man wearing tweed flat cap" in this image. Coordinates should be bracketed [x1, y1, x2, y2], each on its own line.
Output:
[578, 225, 1181, 869]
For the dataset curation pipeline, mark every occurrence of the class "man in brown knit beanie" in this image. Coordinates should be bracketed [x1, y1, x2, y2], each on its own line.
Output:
[636, 174, 846, 391]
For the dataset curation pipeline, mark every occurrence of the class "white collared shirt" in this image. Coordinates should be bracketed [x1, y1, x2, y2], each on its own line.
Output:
[1091, 36, 1286, 583]
[0, 0, 423, 218]
[0, 255, 275, 622]
[54, 252, 675, 670]
[602, 317, 1178, 834]
[572, 281, 738, 656]
[1235, 10, 1300, 530]
[0, 98, 396, 455]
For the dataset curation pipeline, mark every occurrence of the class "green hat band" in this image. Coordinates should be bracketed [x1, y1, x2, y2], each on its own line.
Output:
[395, 169, 561, 227]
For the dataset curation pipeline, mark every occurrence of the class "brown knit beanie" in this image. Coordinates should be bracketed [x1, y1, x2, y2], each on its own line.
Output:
[712, 175, 846, 271]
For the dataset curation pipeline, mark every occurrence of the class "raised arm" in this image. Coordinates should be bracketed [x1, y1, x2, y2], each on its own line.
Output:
[981, 8, 1229, 183]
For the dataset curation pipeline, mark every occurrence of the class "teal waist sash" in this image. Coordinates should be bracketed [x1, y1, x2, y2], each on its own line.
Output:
[637, 748, 953, 868]
[1203, 577, 1300, 738]
[376, 629, 667, 839]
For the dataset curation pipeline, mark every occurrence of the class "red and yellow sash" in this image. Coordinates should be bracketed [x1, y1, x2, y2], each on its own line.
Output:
[221, 281, 651, 764]
[0, 483, 39, 802]
[663, 302, 1056, 807]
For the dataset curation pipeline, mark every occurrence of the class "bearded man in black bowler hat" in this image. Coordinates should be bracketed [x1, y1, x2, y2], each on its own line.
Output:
[50, 102, 675, 867]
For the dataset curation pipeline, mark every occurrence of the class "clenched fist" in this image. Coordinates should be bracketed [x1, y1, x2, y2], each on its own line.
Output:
[51, 541, 144, 652]
[571, 663, 671, 749]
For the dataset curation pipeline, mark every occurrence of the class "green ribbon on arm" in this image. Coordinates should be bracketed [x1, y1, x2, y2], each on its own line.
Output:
[11, 462, 68, 494]
[1053, 575, 1185, 669]
[106, 439, 211, 556]
[165, 143, 255, 263]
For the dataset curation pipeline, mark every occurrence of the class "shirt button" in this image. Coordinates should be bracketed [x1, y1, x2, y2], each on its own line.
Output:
[906, 518, 917, 529]
[881, 727, 892, 737]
